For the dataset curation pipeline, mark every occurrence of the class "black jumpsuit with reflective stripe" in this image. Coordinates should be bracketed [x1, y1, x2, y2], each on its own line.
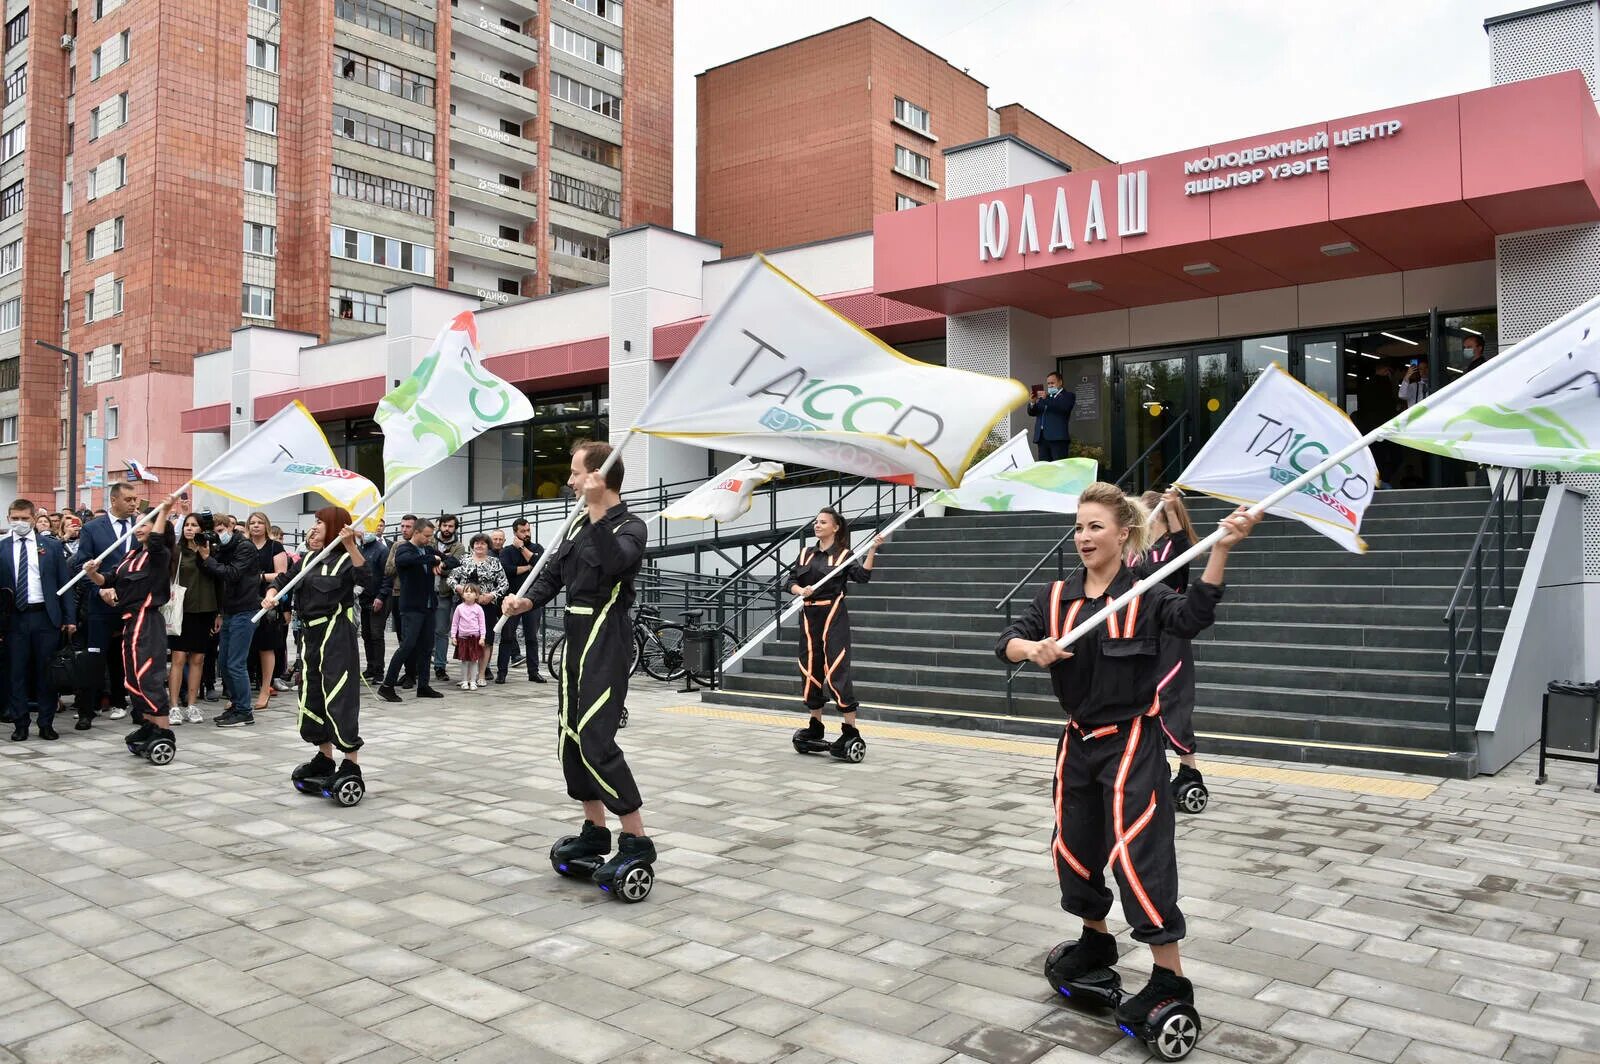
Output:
[106, 534, 172, 723]
[996, 566, 1222, 945]
[790, 546, 871, 713]
[528, 503, 647, 816]
[275, 550, 368, 753]
[1134, 530, 1197, 754]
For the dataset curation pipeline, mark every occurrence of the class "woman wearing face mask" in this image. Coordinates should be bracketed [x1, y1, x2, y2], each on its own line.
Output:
[167, 513, 222, 726]
[261, 506, 369, 802]
[1135, 489, 1208, 813]
[245, 511, 287, 711]
[447, 533, 508, 663]
[83, 494, 180, 758]
[998, 482, 1257, 1045]
[788, 507, 885, 761]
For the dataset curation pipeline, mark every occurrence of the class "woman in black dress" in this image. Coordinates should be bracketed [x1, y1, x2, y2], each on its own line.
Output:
[244, 511, 287, 711]
[168, 512, 221, 725]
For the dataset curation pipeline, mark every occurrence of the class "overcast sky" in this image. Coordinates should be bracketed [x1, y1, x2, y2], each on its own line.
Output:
[671, 0, 1516, 230]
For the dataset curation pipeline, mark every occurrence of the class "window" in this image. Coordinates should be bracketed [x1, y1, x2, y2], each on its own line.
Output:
[497, 278, 519, 295]
[549, 171, 619, 219]
[0, 121, 22, 161]
[245, 97, 277, 134]
[498, 173, 521, 189]
[895, 193, 921, 211]
[496, 225, 519, 242]
[0, 238, 17, 275]
[89, 93, 126, 139]
[249, 0, 280, 12]
[468, 387, 608, 503]
[247, 36, 278, 73]
[0, 358, 15, 391]
[90, 31, 130, 79]
[550, 223, 608, 264]
[92, 0, 126, 17]
[242, 283, 274, 319]
[245, 159, 276, 194]
[0, 296, 17, 332]
[0, 416, 14, 443]
[561, 0, 622, 25]
[244, 221, 275, 256]
[84, 280, 123, 324]
[498, 118, 519, 136]
[85, 155, 126, 200]
[330, 224, 434, 275]
[894, 97, 931, 135]
[92, 343, 122, 380]
[4, 11, 26, 52]
[334, 46, 435, 106]
[332, 103, 433, 162]
[0, 179, 21, 219]
[550, 72, 620, 120]
[113, 215, 124, 250]
[550, 23, 623, 74]
[552, 124, 619, 169]
[4, 65, 25, 107]
[105, 405, 118, 439]
[330, 287, 385, 325]
[334, 0, 436, 50]
[895, 145, 931, 182]
[331, 164, 434, 217]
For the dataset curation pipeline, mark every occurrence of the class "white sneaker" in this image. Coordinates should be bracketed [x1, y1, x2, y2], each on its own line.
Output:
[458, 680, 470, 689]
[186, 705, 204, 724]
[108, 706, 127, 720]
[168, 711, 184, 726]
[471, 681, 481, 690]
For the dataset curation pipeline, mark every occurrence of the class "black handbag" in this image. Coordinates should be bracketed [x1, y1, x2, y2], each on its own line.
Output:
[51, 645, 103, 692]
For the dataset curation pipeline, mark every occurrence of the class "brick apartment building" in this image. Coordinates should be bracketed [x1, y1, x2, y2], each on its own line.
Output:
[0, 0, 671, 505]
[696, 18, 1112, 257]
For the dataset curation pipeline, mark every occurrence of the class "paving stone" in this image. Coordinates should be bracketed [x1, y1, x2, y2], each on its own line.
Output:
[9, 1019, 153, 1064]
[371, 1003, 498, 1059]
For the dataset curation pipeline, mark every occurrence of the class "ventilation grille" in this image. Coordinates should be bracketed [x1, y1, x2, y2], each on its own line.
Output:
[1496, 226, 1600, 344]
[1490, 2, 1599, 97]
[944, 142, 1010, 201]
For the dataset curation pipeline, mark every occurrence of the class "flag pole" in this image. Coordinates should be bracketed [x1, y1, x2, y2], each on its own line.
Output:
[58, 477, 195, 595]
[494, 433, 631, 636]
[720, 491, 933, 673]
[248, 478, 405, 624]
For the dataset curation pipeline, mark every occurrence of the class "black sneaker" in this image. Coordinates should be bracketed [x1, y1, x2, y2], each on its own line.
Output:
[416, 687, 445, 699]
[494, 674, 507, 685]
[1045, 925, 1121, 984]
[1115, 965, 1194, 1029]
[399, 676, 416, 690]
[377, 685, 402, 704]
[215, 709, 255, 728]
[434, 666, 449, 682]
[529, 673, 546, 684]
[593, 832, 657, 884]
[511, 654, 527, 669]
[200, 687, 219, 703]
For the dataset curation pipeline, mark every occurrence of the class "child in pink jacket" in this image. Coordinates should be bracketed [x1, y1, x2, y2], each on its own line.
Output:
[451, 583, 487, 689]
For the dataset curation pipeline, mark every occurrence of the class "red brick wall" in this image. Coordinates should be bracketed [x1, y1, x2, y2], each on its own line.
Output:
[621, 0, 672, 229]
[995, 103, 1115, 171]
[16, 0, 71, 498]
[279, 0, 332, 337]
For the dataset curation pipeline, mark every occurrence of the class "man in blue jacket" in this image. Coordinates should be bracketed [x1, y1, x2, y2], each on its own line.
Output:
[3, 498, 77, 740]
[1028, 371, 1076, 462]
[72, 482, 140, 716]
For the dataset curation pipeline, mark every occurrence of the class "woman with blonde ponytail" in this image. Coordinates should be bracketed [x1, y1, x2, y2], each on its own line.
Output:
[997, 481, 1258, 1046]
[1137, 489, 1206, 812]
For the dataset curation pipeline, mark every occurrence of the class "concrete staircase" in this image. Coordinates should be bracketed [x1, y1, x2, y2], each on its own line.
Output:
[704, 486, 1537, 778]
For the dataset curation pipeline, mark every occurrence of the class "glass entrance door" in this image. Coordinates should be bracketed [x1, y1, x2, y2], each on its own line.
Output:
[1115, 352, 1191, 493]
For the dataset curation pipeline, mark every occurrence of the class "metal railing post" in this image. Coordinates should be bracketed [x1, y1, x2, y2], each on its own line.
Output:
[1446, 616, 1458, 752]
[1472, 549, 1485, 674]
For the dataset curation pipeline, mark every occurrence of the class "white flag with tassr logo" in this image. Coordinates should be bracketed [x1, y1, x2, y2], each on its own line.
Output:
[1175, 364, 1376, 553]
[658, 458, 786, 522]
[629, 258, 1028, 490]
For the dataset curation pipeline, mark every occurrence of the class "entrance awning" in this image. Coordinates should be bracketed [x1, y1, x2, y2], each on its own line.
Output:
[874, 72, 1600, 317]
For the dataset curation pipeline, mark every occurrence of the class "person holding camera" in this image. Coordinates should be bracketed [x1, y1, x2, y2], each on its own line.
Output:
[167, 511, 221, 725]
[199, 514, 265, 727]
[1398, 359, 1430, 409]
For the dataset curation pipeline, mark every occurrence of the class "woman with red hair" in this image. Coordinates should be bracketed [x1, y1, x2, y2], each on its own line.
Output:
[261, 506, 370, 803]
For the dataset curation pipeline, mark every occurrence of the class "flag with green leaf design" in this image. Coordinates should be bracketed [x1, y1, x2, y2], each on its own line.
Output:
[931, 457, 1099, 514]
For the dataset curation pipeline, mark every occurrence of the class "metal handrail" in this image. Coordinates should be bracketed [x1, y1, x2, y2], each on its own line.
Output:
[705, 474, 888, 598]
[1442, 467, 1531, 751]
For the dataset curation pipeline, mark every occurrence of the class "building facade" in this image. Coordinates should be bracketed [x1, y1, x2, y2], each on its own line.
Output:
[694, 18, 1111, 258]
[0, 0, 671, 506]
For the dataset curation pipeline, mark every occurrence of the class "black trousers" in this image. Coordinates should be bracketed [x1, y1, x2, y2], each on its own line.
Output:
[798, 598, 857, 712]
[9, 610, 61, 727]
[359, 600, 386, 678]
[1037, 438, 1071, 462]
[557, 601, 641, 816]
[85, 609, 126, 707]
[1051, 714, 1184, 945]
[120, 605, 171, 723]
[383, 608, 435, 688]
[1156, 634, 1197, 755]
[300, 609, 362, 752]
[496, 607, 540, 679]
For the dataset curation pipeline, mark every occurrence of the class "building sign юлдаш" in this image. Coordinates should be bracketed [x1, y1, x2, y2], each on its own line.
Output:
[1183, 119, 1403, 196]
[978, 170, 1148, 262]
[975, 117, 1403, 261]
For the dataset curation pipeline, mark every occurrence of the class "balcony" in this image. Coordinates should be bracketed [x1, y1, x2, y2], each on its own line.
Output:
[449, 175, 538, 221]
[448, 281, 518, 307]
[449, 116, 539, 170]
[451, 15, 539, 69]
[449, 225, 538, 273]
[450, 65, 540, 119]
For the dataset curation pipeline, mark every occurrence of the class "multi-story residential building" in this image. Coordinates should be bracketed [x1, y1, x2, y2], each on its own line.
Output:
[0, 0, 671, 505]
[696, 17, 1112, 258]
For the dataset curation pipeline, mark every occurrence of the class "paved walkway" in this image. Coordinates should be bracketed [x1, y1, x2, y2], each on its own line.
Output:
[1, 676, 1599, 1064]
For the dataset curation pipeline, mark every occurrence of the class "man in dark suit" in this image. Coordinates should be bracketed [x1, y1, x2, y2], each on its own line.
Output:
[495, 518, 545, 684]
[72, 481, 140, 716]
[1027, 371, 1076, 462]
[3, 498, 77, 740]
[378, 519, 452, 702]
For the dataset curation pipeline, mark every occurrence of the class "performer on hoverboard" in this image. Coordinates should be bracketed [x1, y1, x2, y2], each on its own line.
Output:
[789, 507, 883, 757]
[1135, 489, 1206, 808]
